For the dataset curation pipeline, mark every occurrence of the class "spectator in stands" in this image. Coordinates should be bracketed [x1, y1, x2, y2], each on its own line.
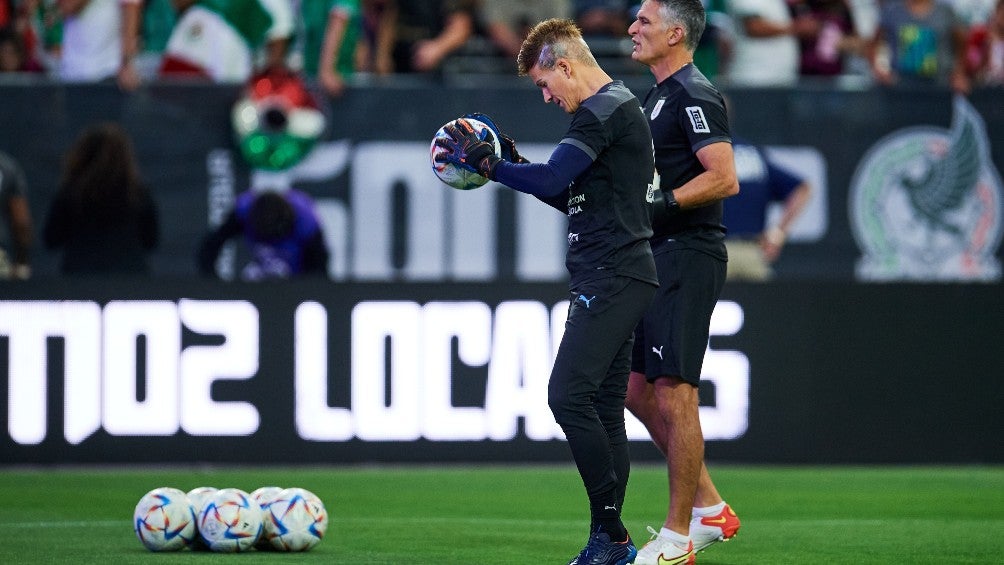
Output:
[159, 0, 294, 83]
[0, 25, 43, 72]
[724, 0, 814, 86]
[691, 0, 733, 81]
[56, 0, 144, 90]
[17, 0, 63, 73]
[788, 0, 864, 77]
[0, 150, 33, 280]
[357, 0, 395, 74]
[575, 0, 630, 36]
[197, 188, 330, 281]
[43, 123, 159, 275]
[964, 0, 1004, 85]
[947, 0, 996, 28]
[868, 0, 970, 92]
[58, 0, 132, 80]
[482, 0, 572, 59]
[368, 0, 475, 74]
[300, 0, 362, 96]
[135, 0, 177, 79]
[724, 137, 811, 281]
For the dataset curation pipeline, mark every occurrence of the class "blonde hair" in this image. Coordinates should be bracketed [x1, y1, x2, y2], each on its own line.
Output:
[517, 18, 598, 75]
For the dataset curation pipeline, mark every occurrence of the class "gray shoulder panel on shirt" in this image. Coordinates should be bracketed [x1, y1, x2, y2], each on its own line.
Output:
[558, 137, 597, 160]
[582, 81, 635, 123]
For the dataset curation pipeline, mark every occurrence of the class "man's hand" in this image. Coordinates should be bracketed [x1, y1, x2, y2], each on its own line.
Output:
[434, 118, 501, 179]
[464, 112, 529, 164]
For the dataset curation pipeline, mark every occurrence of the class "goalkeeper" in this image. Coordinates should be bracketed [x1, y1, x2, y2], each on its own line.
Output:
[435, 18, 657, 565]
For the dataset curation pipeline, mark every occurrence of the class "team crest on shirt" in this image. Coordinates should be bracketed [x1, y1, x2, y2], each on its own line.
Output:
[650, 98, 665, 120]
[685, 106, 710, 133]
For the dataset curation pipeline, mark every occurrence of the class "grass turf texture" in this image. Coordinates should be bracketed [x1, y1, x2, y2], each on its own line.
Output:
[0, 465, 1001, 564]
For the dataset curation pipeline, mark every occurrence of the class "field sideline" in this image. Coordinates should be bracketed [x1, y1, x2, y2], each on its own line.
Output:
[0, 464, 1001, 564]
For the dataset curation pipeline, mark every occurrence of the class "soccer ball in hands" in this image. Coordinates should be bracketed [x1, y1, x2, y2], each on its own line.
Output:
[430, 117, 502, 190]
[261, 487, 329, 551]
[133, 487, 197, 551]
[197, 487, 263, 552]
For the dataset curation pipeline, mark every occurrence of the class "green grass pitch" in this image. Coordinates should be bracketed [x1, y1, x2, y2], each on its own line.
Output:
[0, 465, 1001, 564]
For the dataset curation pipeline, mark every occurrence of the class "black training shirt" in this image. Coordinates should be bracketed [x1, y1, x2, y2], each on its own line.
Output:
[642, 64, 731, 251]
[559, 80, 657, 288]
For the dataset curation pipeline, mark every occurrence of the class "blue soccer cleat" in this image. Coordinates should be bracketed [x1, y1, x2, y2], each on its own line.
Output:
[567, 527, 637, 565]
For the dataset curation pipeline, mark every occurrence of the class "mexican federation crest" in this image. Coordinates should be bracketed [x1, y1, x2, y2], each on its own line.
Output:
[849, 95, 1003, 281]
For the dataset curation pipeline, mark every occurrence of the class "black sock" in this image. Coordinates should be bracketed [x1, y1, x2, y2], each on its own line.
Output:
[589, 502, 627, 541]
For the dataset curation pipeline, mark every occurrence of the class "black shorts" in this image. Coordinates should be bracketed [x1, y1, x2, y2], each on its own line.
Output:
[631, 246, 726, 385]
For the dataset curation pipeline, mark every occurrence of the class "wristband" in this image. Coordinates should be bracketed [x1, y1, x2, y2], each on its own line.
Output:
[663, 189, 680, 215]
[651, 187, 680, 231]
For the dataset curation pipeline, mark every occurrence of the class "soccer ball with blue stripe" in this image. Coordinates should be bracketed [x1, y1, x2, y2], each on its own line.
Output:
[133, 487, 197, 551]
[197, 488, 263, 552]
[185, 486, 218, 551]
[261, 487, 329, 551]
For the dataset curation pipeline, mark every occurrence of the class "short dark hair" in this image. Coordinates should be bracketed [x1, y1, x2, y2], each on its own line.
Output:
[249, 191, 295, 242]
[653, 0, 706, 51]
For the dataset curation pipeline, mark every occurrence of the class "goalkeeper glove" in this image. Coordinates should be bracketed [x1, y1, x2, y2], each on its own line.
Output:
[463, 112, 528, 164]
[434, 118, 502, 179]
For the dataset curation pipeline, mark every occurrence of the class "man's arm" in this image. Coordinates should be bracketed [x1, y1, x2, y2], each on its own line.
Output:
[949, 17, 971, 93]
[318, 7, 352, 95]
[6, 194, 32, 278]
[118, 0, 143, 90]
[493, 143, 593, 199]
[412, 8, 473, 71]
[761, 181, 810, 262]
[368, 0, 397, 74]
[671, 141, 739, 209]
[261, 0, 295, 70]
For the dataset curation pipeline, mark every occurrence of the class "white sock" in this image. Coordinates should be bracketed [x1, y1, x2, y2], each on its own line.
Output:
[691, 501, 726, 517]
[659, 527, 690, 546]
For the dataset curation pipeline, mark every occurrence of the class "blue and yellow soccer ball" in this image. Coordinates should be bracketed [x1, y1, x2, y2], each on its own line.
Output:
[231, 69, 326, 171]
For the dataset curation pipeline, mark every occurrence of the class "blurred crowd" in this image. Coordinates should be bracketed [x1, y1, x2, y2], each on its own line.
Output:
[0, 0, 1001, 93]
[1, 0, 1002, 281]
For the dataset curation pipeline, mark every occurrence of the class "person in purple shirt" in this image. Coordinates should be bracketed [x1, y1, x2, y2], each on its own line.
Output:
[197, 188, 330, 280]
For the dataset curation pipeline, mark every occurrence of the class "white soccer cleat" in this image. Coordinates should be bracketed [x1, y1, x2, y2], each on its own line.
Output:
[633, 526, 694, 565]
[690, 503, 741, 552]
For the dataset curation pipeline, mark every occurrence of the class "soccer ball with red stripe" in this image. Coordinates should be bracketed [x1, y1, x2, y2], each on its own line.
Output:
[261, 487, 329, 551]
[133, 487, 197, 551]
[197, 488, 263, 552]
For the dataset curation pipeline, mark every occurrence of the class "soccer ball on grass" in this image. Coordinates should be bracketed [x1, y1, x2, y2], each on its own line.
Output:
[133, 487, 197, 551]
[250, 486, 284, 550]
[197, 487, 263, 552]
[261, 487, 329, 551]
[185, 486, 218, 551]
